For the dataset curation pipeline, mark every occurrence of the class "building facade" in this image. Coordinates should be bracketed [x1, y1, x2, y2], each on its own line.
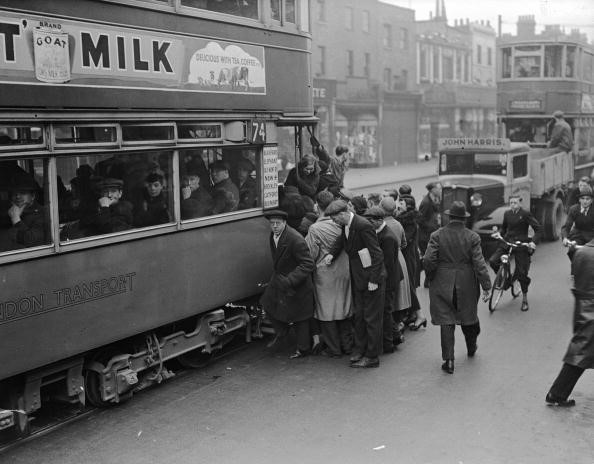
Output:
[311, 0, 421, 166]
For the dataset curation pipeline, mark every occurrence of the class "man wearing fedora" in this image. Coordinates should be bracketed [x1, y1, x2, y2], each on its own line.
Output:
[423, 201, 491, 374]
[489, 195, 540, 311]
[260, 209, 315, 359]
[562, 185, 594, 262]
[548, 110, 574, 154]
[0, 175, 47, 251]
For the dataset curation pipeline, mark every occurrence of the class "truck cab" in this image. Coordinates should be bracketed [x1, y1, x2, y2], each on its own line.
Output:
[438, 137, 570, 252]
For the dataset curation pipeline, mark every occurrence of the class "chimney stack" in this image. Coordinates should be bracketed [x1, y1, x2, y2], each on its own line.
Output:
[517, 15, 536, 39]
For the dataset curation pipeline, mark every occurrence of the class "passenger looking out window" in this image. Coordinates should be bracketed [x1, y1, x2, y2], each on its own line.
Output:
[209, 161, 239, 214]
[79, 178, 134, 235]
[133, 173, 172, 227]
[180, 163, 214, 219]
[237, 158, 257, 209]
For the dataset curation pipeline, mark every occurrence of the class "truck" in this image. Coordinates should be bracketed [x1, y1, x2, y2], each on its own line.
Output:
[437, 137, 572, 253]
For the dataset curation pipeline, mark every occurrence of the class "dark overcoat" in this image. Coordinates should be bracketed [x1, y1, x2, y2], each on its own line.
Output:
[563, 240, 594, 368]
[417, 194, 440, 250]
[423, 221, 491, 325]
[260, 225, 315, 323]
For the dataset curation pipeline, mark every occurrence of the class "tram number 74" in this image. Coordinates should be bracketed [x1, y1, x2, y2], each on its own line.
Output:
[249, 119, 266, 144]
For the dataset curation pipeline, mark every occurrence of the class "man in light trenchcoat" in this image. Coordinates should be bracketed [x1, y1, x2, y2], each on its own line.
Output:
[423, 201, 491, 374]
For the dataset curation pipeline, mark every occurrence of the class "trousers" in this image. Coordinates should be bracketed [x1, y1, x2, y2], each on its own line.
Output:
[548, 363, 585, 400]
[268, 316, 311, 353]
[352, 280, 385, 359]
[440, 322, 480, 360]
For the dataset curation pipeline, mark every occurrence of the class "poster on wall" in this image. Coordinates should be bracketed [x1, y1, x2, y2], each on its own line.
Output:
[262, 146, 279, 209]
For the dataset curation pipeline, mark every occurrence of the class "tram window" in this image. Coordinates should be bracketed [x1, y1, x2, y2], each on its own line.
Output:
[181, 0, 259, 19]
[178, 123, 222, 141]
[121, 124, 175, 144]
[180, 147, 260, 220]
[583, 52, 594, 83]
[514, 56, 540, 78]
[57, 151, 174, 241]
[0, 125, 43, 147]
[0, 158, 51, 253]
[53, 124, 118, 145]
[566, 46, 576, 78]
[544, 46, 563, 78]
[501, 48, 511, 78]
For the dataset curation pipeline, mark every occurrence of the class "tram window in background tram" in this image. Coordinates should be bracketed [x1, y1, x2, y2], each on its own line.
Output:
[544, 45, 563, 78]
[501, 47, 512, 78]
[0, 125, 44, 146]
[181, 0, 259, 19]
[566, 46, 576, 78]
[179, 147, 260, 220]
[0, 158, 51, 253]
[56, 151, 173, 240]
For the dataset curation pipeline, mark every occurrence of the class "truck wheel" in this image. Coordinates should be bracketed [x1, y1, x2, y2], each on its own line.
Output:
[543, 198, 565, 241]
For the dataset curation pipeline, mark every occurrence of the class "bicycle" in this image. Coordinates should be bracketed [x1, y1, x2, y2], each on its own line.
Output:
[488, 235, 532, 312]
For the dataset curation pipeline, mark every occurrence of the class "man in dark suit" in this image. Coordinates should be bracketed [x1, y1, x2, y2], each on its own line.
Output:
[324, 200, 386, 368]
[260, 209, 315, 359]
[417, 182, 442, 287]
[562, 186, 594, 262]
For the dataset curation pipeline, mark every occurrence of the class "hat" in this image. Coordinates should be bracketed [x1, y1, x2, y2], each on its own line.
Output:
[264, 209, 288, 220]
[325, 199, 349, 216]
[380, 197, 397, 214]
[184, 160, 205, 177]
[98, 177, 124, 190]
[578, 186, 593, 198]
[10, 175, 39, 192]
[337, 188, 354, 201]
[209, 160, 229, 172]
[445, 201, 470, 218]
[237, 158, 255, 172]
[553, 110, 564, 119]
[364, 206, 385, 220]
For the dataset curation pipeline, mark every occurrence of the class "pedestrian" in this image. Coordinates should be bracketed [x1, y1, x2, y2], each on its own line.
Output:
[330, 145, 349, 188]
[423, 201, 491, 374]
[562, 186, 594, 262]
[545, 236, 594, 407]
[260, 209, 315, 359]
[567, 176, 592, 208]
[323, 200, 386, 368]
[418, 181, 442, 287]
[284, 154, 320, 200]
[364, 206, 400, 353]
[305, 191, 353, 358]
[548, 110, 574, 153]
[488, 195, 539, 311]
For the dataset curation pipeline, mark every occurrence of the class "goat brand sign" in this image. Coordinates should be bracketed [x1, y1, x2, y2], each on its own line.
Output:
[33, 28, 70, 83]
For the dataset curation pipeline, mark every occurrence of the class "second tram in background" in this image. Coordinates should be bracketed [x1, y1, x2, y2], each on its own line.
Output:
[0, 0, 313, 441]
[496, 18, 594, 180]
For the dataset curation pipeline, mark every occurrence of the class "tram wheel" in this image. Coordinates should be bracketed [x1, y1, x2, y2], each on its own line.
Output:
[177, 349, 215, 369]
[84, 348, 127, 408]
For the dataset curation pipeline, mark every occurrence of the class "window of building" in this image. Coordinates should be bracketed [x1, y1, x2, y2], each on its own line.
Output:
[420, 44, 429, 81]
[0, 157, 51, 253]
[400, 28, 409, 50]
[455, 52, 462, 81]
[443, 49, 454, 81]
[181, 0, 259, 19]
[477, 44, 482, 65]
[317, 0, 326, 22]
[464, 53, 470, 82]
[487, 47, 492, 66]
[360, 10, 369, 33]
[544, 45, 563, 77]
[400, 69, 408, 89]
[383, 24, 392, 48]
[433, 47, 440, 81]
[316, 46, 326, 76]
[501, 47, 511, 78]
[345, 7, 354, 30]
[364, 52, 371, 78]
[347, 50, 354, 76]
[383, 67, 391, 90]
[566, 45, 576, 78]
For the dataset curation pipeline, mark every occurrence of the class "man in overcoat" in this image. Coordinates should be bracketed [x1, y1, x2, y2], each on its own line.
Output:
[260, 209, 315, 359]
[562, 186, 594, 262]
[546, 237, 594, 407]
[418, 182, 442, 287]
[324, 200, 386, 368]
[423, 201, 491, 374]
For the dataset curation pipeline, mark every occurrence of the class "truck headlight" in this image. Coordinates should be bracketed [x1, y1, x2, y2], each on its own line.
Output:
[470, 193, 483, 207]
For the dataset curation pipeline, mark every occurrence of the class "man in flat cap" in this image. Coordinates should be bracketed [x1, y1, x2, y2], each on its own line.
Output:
[80, 177, 133, 236]
[181, 162, 214, 219]
[562, 186, 594, 262]
[260, 209, 315, 359]
[323, 200, 386, 368]
[548, 110, 574, 154]
[0, 175, 47, 252]
[210, 161, 239, 214]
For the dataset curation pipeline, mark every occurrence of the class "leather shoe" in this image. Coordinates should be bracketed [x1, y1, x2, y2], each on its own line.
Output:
[545, 392, 576, 407]
[289, 349, 308, 359]
[350, 356, 380, 368]
[441, 359, 454, 374]
[349, 353, 363, 364]
[383, 344, 395, 354]
[319, 349, 342, 358]
[521, 300, 529, 311]
[467, 343, 477, 357]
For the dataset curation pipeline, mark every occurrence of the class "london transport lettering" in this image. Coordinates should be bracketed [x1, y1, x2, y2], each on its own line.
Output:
[0, 273, 136, 325]
[438, 138, 511, 151]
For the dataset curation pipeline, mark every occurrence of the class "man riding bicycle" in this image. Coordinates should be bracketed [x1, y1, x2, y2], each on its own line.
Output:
[488, 195, 540, 311]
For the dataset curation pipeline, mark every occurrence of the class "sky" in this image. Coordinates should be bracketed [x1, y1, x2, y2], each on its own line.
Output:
[383, 0, 594, 41]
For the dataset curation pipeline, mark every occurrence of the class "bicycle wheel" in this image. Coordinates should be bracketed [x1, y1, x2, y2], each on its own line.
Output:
[489, 267, 507, 312]
[510, 278, 522, 298]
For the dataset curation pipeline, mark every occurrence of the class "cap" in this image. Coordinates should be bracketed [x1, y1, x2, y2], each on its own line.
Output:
[10, 175, 39, 192]
[237, 158, 255, 172]
[264, 209, 288, 220]
[578, 186, 593, 198]
[209, 160, 230, 172]
[553, 110, 564, 119]
[380, 197, 397, 214]
[98, 177, 124, 190]
[445, 201, 470, 218]
[337, 188, 354, 201]
[364, 206, 386, 219]
[325, 199, 349, 216]
[350, 196, 368, 215]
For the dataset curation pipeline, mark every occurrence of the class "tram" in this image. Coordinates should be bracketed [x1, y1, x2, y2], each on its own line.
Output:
[0, 0, 313, 438]
[496, 29, 594, 180]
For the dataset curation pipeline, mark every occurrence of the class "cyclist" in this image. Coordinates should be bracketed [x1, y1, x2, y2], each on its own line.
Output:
[488, 195, 540, 311]
[561, 186, 594, 262]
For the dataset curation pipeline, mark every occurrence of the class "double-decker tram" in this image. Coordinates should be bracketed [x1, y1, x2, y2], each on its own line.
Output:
[0, 0, 313, 439]
[497, 29, 594, 179]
